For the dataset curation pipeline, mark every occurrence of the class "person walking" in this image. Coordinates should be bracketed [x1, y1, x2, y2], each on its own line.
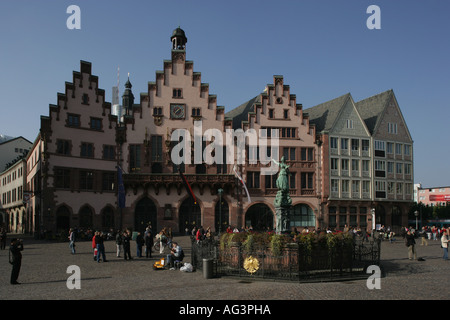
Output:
[9, 238, 23, 285]
[68, 228, 76, 254]
[441, 228, 449, 260]
[405, 229, 417, 260]
[115, 230, 123, 258]
[95, 232, 107, 263]
[158, 228, 168, 254]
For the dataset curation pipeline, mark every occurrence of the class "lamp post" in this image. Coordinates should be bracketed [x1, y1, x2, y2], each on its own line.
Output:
[414, 210, 419, 230]
[218, 188, 223, 236]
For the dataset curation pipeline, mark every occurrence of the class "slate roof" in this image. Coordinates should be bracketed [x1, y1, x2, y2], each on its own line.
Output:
[354, 89, 393, 135]
[303, 93, 351, 133]
[225, 95, 261, 129]
[227, 88, 399, 137]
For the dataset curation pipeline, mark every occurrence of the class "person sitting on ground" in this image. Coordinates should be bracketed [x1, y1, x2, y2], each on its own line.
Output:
[166, 241, 184, 270]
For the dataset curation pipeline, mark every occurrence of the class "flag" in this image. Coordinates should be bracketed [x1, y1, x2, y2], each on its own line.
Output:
[117, 166, 126, 208]
[179, 170, 197, 204]
[233, 165, 251, 203]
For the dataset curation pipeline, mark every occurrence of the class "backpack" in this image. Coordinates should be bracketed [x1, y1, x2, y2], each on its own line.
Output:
[178, 249, 185, 261]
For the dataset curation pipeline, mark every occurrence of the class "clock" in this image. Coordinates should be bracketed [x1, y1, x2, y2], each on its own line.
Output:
[170, 104, 186, 119]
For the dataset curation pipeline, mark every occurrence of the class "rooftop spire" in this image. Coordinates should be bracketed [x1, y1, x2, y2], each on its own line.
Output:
[171, 26, 187, 50]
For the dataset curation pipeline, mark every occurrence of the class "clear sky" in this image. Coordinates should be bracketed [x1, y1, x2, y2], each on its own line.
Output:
[0, 0, 449, 188]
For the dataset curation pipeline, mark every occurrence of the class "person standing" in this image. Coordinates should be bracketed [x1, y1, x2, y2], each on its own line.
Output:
[144, 227, 153, 258]
[158, 228, 168, 254]
[0, 228, 7, 250]
[123, 230, 132, 260]
[92, 231, 98, 261]
[68, 228, 76, 254]
[95, 232, 107, 263]
[420, 227, 428, 246]
[441, 228, 449, 260]
[9, 238, 23, 285]
[405, 229, 417, 260]
[136, 232, 144, 258]
[115, 230, 123, 258]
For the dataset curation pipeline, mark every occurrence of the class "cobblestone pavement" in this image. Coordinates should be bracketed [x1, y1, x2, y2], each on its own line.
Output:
[0, 234, 449, 300]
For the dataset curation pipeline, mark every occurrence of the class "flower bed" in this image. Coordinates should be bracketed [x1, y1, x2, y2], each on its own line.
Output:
[211, 231, 374, 281]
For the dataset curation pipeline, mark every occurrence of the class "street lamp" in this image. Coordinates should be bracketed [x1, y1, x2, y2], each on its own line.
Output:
[218, 188, 224, 236]
[414, 210, 419, 230]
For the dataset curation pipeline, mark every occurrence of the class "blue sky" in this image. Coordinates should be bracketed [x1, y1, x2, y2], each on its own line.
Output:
[0, 0, 449, 188]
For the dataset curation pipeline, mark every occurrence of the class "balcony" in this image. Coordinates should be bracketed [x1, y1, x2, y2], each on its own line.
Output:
[123, 173, 236, 195]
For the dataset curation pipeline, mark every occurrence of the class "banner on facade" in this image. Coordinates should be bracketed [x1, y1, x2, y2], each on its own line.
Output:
[117, 166, 126, 208]
[179, 170, 197, 205]
[429, 195, 450, 202]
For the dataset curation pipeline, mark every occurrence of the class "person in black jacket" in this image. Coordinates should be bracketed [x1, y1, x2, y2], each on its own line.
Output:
[136, 232, 144, 258]
[144, 226, 153, 258]
[9, 238, 23, 285]
[122, 230, 132, 260]
[405, 229, 417, 260]
[95, 232, 107, 263]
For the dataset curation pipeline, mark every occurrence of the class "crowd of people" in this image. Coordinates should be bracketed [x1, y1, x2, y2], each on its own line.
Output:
[399, 225, 449, 261]
[6, 222, 449, 285]
[68, 226, 185, 269]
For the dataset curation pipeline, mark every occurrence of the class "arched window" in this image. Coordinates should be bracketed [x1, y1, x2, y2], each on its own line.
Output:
[56, 206, 71, 231]
[79, 205, 93, 229]
[101, 206, 115, 231]
[245, 203, 274, 231]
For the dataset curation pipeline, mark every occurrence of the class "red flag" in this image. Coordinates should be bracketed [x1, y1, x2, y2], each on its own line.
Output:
[179, 170, 197, 204]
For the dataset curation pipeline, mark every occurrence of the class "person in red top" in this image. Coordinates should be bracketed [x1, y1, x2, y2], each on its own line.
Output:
[196, 227, 202, 243]
[92, 232, 97, 261]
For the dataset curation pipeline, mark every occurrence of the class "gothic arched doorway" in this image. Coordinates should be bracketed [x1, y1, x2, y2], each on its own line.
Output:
[245, 203, 274, 231]
[179, 198, 201, 233]
[135, 197, 157, 233]
[79, 205, 93, 229]
[56, 206, 71, 232]
[375, 205, 386, 227]
[101, 206, 115, 231]
[391, 206, 402, 230]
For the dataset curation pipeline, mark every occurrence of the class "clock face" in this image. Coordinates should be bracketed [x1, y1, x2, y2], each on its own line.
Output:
[170, 104, 186, 119]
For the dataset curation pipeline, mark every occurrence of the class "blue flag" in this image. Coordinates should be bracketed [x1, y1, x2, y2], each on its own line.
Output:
[118, 166, 126, 208]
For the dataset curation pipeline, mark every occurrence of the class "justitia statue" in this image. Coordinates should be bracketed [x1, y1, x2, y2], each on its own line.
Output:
[272, 157, 292, 234]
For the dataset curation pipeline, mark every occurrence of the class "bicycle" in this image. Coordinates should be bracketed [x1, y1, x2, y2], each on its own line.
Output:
[153, 236, 172, 253]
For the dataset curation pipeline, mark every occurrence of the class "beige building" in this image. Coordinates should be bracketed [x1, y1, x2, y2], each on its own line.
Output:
[306, 90, 414, 232]
[0, 136, 32, 173]
[0, 159, 27, 232]
[1, 27, 414, 235]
